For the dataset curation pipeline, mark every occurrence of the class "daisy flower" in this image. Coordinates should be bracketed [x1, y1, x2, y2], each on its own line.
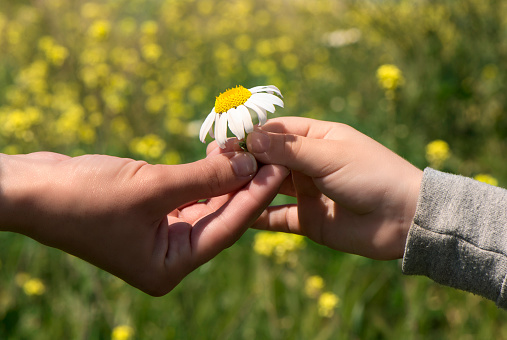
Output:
[199, 85, 284, 148]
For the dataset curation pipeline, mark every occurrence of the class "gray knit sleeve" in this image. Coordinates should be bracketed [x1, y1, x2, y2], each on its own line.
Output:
[402, 168, 507, 308]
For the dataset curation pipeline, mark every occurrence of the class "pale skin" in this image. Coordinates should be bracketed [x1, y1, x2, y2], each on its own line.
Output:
[0, 151, 289, 295]
[208, 117, 423, 260]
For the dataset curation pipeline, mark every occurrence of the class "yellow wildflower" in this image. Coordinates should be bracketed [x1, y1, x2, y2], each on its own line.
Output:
[80, 47, 107, 65]
[1, 107, 42, 138]
[253, 231, 305, 263]
[108, 73, 130, 93]
[18, 60, 49, 94]
[38, 36, 68, 66]
[256, 39, 274, 57]
[46, 44, 68, 66]
[102, 91, 125, 114]
[79, 67, 99, 88]
[79, 125, 96, 144]
[425, 140, 450, 169]
[318, 292, 340, 318]
[88, 112, 103, 126]
[112, 325, 134, 340]
[88, 20, 111, 40]
[305, 275, 325, 298]
[55, 104, 85, 142]
[474, 174, 498, 186]
[145, 95, 165, 114]
[130, 134, 166, 159]
[3, 145, 20, 155]
[141, 20, 158, 36]
[23, 278, 46, 296]
[162, 151, 181, 165]
[234, 34, 252, 51]
[7, 22, 22, 46]
[141, 43, 162, 63]
[376, 64, 404, 91]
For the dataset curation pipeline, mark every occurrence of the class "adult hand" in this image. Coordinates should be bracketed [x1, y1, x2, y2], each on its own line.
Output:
[241, 117, 423, 260]
[0, 151, 288, 295]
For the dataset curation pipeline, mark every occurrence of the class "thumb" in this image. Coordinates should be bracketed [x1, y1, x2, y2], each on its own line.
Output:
[246, 129, 338, 178]
[164, 152, 258, 203]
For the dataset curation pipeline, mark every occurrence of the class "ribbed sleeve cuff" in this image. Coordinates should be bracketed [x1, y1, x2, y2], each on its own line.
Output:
[402, 168, 507, 308]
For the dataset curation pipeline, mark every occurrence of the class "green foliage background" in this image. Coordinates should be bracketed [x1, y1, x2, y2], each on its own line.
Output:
[1, 0, 507, 339]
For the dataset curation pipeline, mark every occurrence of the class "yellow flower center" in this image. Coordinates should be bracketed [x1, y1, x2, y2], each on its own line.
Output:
[214, 85, 251, 114]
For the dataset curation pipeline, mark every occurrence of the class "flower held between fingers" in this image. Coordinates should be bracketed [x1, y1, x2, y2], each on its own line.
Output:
[199, 85, 284, 148]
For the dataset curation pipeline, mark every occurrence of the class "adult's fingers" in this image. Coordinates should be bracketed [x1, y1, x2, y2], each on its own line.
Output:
[154, 152, 258, 205]
[21, 151, 72, 161]
[206, 138, 243, 157]
[190, 164, 290, 264]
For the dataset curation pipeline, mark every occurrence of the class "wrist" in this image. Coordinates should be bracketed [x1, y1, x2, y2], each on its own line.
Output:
[0, 154, 15, 232]
[398, 166, 424, 258]
[0, 154, 39, 235]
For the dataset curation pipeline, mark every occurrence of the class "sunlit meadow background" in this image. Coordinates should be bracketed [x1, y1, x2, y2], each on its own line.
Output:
[1, 0, 507, 339]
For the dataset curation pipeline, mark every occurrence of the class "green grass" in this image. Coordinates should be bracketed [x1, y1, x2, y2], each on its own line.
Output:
[2, 231, 505, 339]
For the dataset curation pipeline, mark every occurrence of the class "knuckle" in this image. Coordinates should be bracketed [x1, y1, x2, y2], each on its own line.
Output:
[200, 160, 225, 197]
[282, 133, 302, 162]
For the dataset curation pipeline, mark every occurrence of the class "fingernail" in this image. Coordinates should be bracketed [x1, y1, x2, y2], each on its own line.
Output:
[229, 152, 257, 177]
[248, 131, 270, 154]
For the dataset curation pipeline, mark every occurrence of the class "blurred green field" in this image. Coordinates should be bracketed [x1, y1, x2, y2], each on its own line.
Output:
[1, 0, 507, 338]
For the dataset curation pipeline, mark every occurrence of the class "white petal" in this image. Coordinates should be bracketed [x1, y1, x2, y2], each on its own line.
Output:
[249, 94, 276, 113]
[248, 85, 267, 93]
[227, 108, 245, 140]
[213, 114, 220, 143]
[256, 92, 284, 108]
[245, 101, 267, 125]
[216, 113, 229, 148]
[237, 105, 254, 133]
[249, 85, 283, 98]
[267, 85, 283, 97]
[199, 109, 216, 143]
